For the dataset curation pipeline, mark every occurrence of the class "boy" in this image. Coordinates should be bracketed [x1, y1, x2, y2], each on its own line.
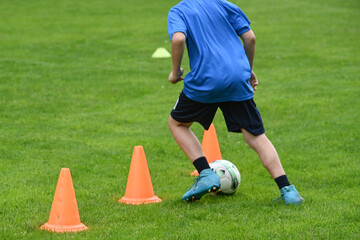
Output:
[167, 0, 304, 205]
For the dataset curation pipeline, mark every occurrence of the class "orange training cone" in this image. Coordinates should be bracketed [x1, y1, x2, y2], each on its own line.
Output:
[119, 146, 162, 205]
[40, 168, 88, 233]
[191, 124, 222, 176]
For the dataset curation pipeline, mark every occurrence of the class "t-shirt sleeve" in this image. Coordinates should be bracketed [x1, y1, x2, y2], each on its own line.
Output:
[222, 1, 251, 35]
[167, 9, 188, 41]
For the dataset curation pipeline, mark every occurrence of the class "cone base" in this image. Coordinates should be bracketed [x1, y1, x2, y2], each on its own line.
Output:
[190, 170, 199, 176]
[40, 223, 88, 233]
[119, 195, 162, 205]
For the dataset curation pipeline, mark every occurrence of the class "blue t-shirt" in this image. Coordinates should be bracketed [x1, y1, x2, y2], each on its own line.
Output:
[168, 0, 253, 103]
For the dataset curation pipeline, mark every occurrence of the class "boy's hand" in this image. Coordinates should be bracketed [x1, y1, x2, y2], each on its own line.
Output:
[249, 71, 258, 91]
[168, 68, 184, 84]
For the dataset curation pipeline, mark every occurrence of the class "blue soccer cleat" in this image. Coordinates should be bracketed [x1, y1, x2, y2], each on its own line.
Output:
[182, 169, 220, 202]
[274, 185, 304, 205]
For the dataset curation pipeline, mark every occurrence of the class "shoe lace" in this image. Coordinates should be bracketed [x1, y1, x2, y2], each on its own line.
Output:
[273, 195, 283, 202]
[273, 186, 290, 202]
[273, 192, 285, 202]
[186, 177, 200, 191]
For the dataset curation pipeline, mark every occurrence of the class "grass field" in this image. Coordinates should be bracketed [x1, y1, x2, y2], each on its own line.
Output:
[0, 0, 359, 239]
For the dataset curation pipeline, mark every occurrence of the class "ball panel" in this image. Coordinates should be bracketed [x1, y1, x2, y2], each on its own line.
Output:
[210, 159, 241, 195]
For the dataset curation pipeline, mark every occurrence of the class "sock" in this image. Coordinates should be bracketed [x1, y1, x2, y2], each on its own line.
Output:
[193, 156, 210, 174]
[275, 175, 291, 189]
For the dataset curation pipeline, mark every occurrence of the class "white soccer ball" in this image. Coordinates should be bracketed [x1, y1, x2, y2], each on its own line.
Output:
[210, 160, 241, 195]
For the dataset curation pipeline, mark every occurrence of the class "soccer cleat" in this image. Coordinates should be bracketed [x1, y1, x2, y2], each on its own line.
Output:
[274, 185, 304, 205]
[182, 169, 220, 202]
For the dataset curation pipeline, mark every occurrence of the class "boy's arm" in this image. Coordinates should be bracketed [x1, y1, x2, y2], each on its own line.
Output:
[240, 30, 258, 91]
[240, 30, 256, 70]
[168, 32, 186, 84]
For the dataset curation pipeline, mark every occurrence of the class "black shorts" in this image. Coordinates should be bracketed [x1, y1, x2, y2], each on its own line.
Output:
[171, 92, 265, 136]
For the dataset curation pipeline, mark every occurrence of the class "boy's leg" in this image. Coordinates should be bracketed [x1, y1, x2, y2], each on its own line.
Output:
[242, 129, 304, 205]
[241, 129, 285, 179]
[168, 116, 203, 162]
[168, 116, 220, 201]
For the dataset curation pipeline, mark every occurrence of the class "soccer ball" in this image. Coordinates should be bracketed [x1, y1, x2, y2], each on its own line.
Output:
[210, 160, 241, 195]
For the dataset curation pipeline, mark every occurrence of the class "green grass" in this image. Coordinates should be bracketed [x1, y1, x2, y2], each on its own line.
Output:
[0, 0, 359, 239]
